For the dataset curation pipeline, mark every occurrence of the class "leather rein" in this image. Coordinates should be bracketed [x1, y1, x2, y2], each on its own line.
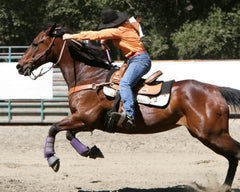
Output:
[27, 32, 66, 80]
[28, 35, 112, 96]
[68, 39, 112, 96]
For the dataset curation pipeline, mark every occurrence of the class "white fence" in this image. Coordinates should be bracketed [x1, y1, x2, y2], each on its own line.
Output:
[0, 60, 239, 123]
[1, 60, 240, 100]
[1, 45, 239, 98]
[116, 60, 240, 90]
[0, 62, 52, 99]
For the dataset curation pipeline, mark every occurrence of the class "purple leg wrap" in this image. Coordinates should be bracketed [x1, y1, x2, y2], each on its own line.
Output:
[70, 138, 89, 156]
[44, 136, 55, 158]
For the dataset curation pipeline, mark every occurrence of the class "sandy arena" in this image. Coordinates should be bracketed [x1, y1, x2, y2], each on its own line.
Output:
[1, 120, 240, 192]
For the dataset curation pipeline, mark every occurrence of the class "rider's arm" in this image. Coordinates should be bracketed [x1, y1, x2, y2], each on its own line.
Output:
[63, 28, 120, 41]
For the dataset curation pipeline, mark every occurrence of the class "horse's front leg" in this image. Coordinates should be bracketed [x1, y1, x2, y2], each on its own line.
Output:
[43, 123, 62, 172]
[43, 115, 103, 172]
[66, 130, 104, 159]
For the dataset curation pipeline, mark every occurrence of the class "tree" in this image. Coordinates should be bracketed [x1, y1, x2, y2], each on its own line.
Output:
[1, 0, 239, 59]
[171, 6, 240, 59]
[0, 0, 46, 45]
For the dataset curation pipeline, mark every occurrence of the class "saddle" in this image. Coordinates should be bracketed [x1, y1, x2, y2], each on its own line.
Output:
[103, 63, 174, 108]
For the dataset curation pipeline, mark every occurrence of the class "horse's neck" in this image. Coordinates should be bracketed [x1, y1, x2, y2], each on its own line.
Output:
[58, 51, 108, 89]
[76, 64, 108, 85]
[54, 40, 109, 89]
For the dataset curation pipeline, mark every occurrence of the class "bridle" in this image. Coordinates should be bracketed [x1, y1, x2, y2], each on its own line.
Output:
[25, 32, 112, 95]
[27, 32, 66, 80]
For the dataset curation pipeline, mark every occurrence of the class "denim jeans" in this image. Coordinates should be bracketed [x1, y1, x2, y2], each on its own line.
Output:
[120, 53, 151, 120]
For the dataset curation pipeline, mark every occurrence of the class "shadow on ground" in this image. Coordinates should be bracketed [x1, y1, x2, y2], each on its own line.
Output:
[77, 184, 240, 192]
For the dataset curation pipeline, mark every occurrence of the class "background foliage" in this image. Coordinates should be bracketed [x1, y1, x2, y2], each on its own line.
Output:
[1, 0, 239, 60]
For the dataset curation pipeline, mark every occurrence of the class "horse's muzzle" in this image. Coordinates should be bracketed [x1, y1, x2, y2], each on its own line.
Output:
[16, 64, 24, 74]
[16, 64, 30, 76]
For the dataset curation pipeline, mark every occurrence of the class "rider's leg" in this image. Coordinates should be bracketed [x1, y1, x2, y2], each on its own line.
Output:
[120, 53, 151, 119]
[112, 53, 151, 127]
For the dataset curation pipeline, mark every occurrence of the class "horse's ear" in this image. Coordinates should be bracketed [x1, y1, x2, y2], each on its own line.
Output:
[46, 23, 57, 36]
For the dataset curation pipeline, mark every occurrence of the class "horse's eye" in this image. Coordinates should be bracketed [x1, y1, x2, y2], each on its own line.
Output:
[32, 42, 38, 47]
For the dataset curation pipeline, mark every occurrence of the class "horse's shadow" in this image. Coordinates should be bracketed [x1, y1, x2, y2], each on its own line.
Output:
[77, 185, 240, 192]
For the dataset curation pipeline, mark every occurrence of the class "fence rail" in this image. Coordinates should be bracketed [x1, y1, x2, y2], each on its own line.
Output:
[0, 68, 70, 124]
[0, 46, 28, 62]
[1, 46, 240, 124]
[0, 46, 70, 124]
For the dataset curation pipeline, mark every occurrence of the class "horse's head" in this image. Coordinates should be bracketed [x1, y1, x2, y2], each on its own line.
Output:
[17, 23, 59, 76]
[17, 23, 111, 79]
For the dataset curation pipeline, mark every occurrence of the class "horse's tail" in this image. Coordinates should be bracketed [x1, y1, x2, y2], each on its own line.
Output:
[218, 86, 240, 113]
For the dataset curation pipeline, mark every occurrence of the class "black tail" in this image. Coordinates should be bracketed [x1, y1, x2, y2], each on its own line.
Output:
[218, 87, 240, 113]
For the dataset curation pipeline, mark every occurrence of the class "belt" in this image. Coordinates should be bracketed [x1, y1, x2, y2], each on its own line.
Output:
[128, 50, 146, 59]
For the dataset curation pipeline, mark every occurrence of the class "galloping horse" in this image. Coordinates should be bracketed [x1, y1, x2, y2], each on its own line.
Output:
[17, 23, 240, 190]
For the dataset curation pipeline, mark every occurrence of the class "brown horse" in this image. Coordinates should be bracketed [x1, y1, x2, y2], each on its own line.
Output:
[17, 23, 240, 191]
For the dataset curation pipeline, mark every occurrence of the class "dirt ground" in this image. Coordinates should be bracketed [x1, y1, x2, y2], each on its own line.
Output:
[1, 120, 240, 192]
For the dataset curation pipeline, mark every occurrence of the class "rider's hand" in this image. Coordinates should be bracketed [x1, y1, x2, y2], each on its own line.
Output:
[63, 34, 73, 40]
[100, 40, 110, 50]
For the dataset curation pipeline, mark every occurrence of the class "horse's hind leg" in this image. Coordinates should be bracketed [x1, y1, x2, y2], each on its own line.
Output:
[190, 130, 240, 190]
[187, 114, 240, 189]
[224, 156, 238, 187]
[208, 131, 240, 186]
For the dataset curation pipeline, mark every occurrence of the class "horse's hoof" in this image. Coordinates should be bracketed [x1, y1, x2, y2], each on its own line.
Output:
[221, 184, 231, 192]
[47, 155, 60, 172]
[88, 145, 104, 159]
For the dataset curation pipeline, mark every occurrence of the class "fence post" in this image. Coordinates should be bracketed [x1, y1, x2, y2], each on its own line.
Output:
[41, 99, 44, 122]
[8, 100, 12, 122]
[8, 47, 12, 62]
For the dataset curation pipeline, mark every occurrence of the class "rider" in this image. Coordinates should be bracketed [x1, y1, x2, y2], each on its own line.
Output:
[63, 9, 152, 129]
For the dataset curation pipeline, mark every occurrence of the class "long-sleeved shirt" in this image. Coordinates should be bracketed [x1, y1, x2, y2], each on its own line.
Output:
[71, 23, 145, 58]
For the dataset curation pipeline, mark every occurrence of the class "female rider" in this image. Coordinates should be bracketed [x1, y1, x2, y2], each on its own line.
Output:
[63, 9, 152, 129]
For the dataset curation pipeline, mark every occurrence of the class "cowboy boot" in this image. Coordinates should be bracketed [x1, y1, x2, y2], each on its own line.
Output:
[110, 112, 135, 129]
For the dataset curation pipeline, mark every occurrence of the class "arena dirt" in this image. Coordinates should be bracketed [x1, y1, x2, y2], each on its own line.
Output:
[1, 120, 240, 192]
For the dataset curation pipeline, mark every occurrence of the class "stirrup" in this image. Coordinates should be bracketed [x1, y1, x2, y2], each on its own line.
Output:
[110, 112, 135, 129]
[111, 112, 126, 123]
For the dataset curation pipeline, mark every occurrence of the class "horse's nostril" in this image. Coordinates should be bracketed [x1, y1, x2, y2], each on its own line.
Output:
[16, 64, 24, 74]
[16, 64, 22, 69]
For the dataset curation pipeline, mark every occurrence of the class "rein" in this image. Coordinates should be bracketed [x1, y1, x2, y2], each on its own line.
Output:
[29, 36, 66, 80]
[29, 35, 112, 95]
[67, 39, 113, 96]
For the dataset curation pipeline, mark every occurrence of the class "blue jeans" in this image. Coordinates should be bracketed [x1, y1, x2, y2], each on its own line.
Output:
[120, 53, 151, 120]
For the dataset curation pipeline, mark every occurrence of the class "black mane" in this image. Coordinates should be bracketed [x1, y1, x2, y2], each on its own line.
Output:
[44, 23, 72, 37]
[68, 40, 112, 69]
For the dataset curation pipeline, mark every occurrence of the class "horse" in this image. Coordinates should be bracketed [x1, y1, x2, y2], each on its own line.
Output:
[17, 23, 240, 191]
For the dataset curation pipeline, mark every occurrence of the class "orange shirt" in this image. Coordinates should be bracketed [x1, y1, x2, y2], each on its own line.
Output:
[71, 23, 145, 58]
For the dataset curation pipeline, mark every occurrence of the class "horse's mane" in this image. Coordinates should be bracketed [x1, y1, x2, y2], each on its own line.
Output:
[68, 40, 112, 69]
[44, 23, 113, 70]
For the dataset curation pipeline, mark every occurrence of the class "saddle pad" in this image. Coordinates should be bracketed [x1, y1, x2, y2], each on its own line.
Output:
[103, 80, 174, 108]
